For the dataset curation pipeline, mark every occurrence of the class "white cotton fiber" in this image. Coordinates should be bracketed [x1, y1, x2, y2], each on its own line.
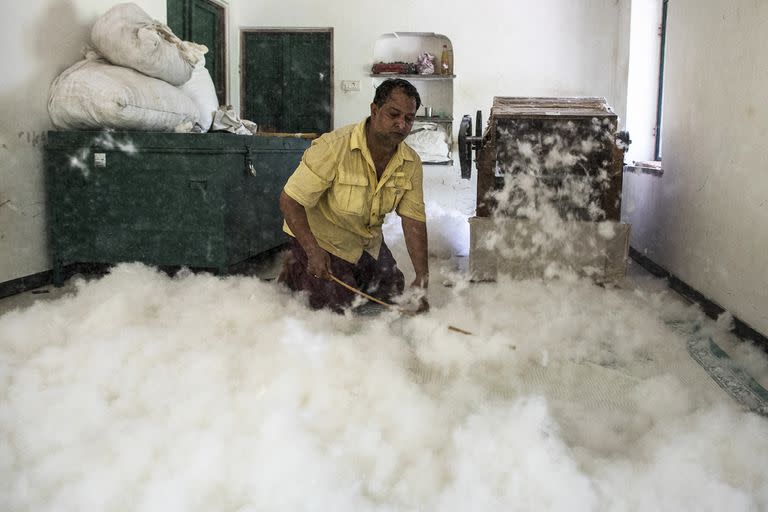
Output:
[424, 201, 470, 258]
[435, 398, 597, 511]
[717, 310, 735, 331]
[2, 193, 768, 511]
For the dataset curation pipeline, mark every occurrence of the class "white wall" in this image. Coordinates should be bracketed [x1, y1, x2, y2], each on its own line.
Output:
[0, 0, 166, 283]
[624, 0, 768, 334]
[228, 0, 631, 131]
[0, 0, 631, 285]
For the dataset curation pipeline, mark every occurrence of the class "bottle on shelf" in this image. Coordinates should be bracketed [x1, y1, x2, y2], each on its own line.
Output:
[440, 44, 453, 75]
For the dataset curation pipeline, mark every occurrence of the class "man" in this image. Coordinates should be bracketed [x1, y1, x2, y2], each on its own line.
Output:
[278, 78, 429, 313]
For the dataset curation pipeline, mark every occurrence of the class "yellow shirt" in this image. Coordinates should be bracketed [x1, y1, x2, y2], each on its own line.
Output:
[283, 119, 426, 263]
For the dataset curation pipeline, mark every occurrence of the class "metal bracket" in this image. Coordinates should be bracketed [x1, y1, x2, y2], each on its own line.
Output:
[245, 146, 256, 176]
[458, 110, 484, 179]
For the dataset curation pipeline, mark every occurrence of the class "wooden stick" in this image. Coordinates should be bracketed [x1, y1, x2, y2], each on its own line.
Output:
[329, 274, 393, 308]
[328, 274, 473, 335]
[447, 325, 473, 336]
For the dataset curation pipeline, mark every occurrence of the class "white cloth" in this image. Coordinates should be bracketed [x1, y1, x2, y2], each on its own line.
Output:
[211, 107, 256, 135]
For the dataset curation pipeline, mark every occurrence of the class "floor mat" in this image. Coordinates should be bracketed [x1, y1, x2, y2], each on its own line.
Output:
[683, 324, 768, 416]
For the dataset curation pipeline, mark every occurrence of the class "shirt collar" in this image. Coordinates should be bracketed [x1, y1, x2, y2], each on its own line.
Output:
[350, 118, 368, 152]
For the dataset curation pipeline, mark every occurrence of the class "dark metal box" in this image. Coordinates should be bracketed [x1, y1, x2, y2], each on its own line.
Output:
[45, 131, 309, 284]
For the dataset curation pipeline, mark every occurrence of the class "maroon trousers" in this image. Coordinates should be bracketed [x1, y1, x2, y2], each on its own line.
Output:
[279, 237, 405, 312]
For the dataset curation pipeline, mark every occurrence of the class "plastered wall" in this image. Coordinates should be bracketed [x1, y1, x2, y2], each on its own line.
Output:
[229, 0, 630, 130]
[624, 0, 768, 333]
[0, 0, 166, 283]
[2, 0, 632, 288]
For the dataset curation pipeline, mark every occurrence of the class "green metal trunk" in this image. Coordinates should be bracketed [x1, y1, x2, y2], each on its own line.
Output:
[45, 131, 310, 284]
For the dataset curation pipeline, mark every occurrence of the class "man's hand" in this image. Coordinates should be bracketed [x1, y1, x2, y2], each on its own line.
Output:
[402, 277, 429, 313]
[280, 191, 332, 281]
[412, 295, 430, 313]
[306, 246, 331, 280]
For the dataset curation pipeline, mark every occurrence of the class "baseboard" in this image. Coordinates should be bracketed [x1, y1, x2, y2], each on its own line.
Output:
[0, 263, 111, 299]
[0, 248, 289, 301]
[629, 247, 768, 352]
[0, 269, 54, 300]
[627, 247, 668, 278]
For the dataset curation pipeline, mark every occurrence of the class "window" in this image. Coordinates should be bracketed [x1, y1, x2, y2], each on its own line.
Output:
[654, 0, 669, 161]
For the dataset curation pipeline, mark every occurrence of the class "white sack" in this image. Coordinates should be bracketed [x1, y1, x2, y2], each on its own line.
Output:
[178, 60, 219, 132]
[91, 3, 206, 86]
[406, 122, 451, 163]
[48, 57, 199, 132]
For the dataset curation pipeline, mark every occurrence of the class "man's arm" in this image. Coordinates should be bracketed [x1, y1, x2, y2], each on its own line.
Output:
[279, 191, 331, 279]
[401, 216, 429, 312]
[401, 216, 429, 288]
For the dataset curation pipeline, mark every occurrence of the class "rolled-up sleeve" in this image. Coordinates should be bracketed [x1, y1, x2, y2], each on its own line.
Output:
[396, 161, 427, 222]
[283, 139, 336, 208]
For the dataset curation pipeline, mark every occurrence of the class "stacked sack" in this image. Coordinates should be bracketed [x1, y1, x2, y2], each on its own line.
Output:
[48, 3, 219, 133]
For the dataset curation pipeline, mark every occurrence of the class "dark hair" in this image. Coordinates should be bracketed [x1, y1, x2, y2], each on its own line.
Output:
[373, 78, 421, 110]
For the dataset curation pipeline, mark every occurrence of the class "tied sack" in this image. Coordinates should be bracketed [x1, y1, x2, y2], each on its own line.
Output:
[91, 2, 206, 86]
[48, 53, 199, 132]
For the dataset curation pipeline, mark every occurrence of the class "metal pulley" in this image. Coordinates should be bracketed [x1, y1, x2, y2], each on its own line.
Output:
[458, 110, 483, 179]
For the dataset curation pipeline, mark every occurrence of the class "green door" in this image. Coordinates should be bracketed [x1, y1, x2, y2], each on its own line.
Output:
[242, 30, 333, 134]
[167, 0, 226, 105]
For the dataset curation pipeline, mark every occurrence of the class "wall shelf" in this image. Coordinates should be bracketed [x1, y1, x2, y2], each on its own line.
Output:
[370, 74, 455, 80]
[372, 32, 454, 165]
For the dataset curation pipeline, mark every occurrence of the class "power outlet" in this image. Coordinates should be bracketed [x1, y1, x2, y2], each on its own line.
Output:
[341, 80, 360, 92]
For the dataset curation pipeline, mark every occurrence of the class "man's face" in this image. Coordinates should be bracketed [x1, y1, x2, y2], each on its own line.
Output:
[369, 89, 418, 148]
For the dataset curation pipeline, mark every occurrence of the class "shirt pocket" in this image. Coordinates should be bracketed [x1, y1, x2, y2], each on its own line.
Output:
[332, 165, 369, 216]
[380, 172, 413, 214]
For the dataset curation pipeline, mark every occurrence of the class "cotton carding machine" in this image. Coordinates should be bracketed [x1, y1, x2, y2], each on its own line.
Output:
[458, 97, 632, 281]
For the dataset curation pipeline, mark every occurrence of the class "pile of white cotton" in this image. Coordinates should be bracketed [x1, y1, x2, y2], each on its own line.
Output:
[1, 172, 767, 511]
